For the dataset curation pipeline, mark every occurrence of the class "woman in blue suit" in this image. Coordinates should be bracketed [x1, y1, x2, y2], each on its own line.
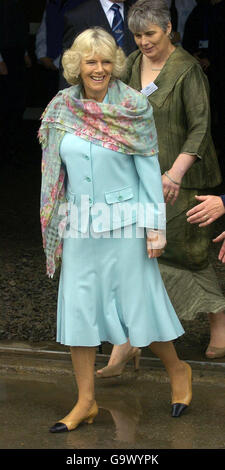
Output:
[39, 27, 192, 433]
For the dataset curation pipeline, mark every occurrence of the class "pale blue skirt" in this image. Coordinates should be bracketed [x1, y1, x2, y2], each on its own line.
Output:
[57, 223, 184, 347]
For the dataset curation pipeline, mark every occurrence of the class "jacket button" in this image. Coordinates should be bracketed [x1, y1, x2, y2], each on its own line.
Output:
[118, 195, 123, 201]
[85, 176, 91, 182]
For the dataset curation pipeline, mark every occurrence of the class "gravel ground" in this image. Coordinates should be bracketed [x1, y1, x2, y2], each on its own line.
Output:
[0, 121, 224, 351]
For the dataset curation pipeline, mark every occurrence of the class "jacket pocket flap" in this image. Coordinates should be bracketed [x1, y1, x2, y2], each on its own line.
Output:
[105, 186, 133, 204]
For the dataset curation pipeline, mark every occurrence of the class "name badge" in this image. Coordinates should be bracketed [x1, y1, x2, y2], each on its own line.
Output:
[141, 82, 158, 97]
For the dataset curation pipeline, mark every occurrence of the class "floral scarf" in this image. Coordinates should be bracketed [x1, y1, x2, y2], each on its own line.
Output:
[38, 79, 158, 277]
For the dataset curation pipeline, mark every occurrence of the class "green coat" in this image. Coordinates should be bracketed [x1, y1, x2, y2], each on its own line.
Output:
[123, 46, 222, 270]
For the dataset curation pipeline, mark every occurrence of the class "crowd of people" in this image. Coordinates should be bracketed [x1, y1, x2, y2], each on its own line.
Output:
[1, 0, 225, 433]
[1, 1, 225, 174]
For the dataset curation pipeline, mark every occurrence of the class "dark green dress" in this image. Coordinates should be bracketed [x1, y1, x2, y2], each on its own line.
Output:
[123, 46, 225, 319]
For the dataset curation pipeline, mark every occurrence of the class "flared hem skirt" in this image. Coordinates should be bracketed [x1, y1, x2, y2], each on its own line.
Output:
[57, 225, 184, 347]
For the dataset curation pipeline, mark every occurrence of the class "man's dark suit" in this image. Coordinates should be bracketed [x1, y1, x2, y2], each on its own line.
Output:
[59, 0, 137, 88]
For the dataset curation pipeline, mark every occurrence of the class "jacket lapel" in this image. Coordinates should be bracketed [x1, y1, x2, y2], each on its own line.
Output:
[90, 0, 112, 33]
[128, 47, 198, 108]
[151, 47, 198, 107]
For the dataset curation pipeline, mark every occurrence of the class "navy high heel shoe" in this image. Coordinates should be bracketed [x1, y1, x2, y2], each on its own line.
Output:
[171, 362, 192, 418]
[49, 401, 98, 433]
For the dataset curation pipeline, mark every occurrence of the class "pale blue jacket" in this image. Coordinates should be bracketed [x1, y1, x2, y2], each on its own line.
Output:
[60, 133, 166, 235]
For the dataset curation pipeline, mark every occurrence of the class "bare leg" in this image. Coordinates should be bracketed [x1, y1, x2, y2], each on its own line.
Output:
[103, 340, 137, 366]
[149, 341, 191, 404]
[96, 340, 139, 376]
[206, 310, 225, 356]
[55, 346, 98, 431]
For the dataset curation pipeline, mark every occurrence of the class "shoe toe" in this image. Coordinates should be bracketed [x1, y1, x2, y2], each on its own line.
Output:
[171, 403, 188, 418]
[49, 422, 69, 433]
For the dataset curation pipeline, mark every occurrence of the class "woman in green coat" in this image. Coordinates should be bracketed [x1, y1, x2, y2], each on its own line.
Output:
[97, 0, 225, 375]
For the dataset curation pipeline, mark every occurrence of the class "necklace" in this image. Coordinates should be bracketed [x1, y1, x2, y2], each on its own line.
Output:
[141, 61, 163, 72]
[142, 45, 176, 72]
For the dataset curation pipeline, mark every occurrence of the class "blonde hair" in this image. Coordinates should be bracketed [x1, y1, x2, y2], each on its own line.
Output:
[62, 27, 127, 85]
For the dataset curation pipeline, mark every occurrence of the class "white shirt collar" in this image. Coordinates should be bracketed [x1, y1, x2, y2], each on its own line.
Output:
[99, 0, 124, 15]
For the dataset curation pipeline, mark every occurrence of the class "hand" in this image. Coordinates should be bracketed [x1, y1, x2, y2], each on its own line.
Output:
[162, 154, 196, 205]
[39, 57, 58, 71]
[162, 170, 181, 205]
[146, 229, 167, 259]
[186, 195, 225, 227]
[213, 232, 225, 263]
[0, 60, 8, 75]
